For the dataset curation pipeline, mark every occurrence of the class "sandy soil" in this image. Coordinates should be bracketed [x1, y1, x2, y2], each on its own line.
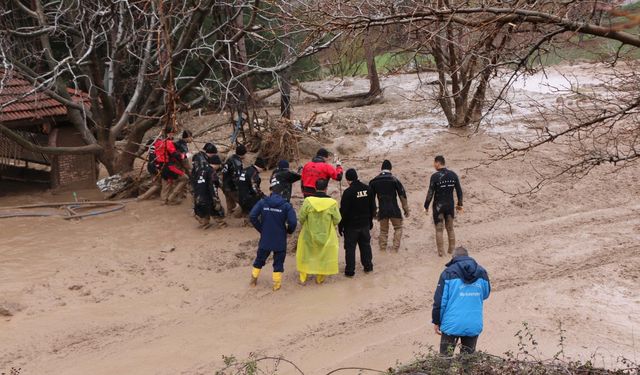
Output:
[1, 64, 640, 375]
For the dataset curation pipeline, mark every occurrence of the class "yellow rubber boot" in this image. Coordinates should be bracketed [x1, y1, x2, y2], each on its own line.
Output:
[250, 267, 261, 287]
[272, 272, 283, 291]
[299, 272, 308, 285]
[316, 275, 326, 284]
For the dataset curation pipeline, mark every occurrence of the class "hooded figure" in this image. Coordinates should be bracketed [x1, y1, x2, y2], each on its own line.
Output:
[296, 179, 342, 284]
[432, 247, 490, 356]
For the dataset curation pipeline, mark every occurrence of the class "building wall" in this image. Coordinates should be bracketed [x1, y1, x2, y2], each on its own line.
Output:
[50, 126, 97, 189]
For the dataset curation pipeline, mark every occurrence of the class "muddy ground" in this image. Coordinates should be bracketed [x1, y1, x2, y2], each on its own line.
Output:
[1, 64, 640, 374]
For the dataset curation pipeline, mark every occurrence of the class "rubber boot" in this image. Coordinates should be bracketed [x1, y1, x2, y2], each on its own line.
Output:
[272, 272, 283, 291]
[315, 275, 326, 284]
[250, 267, 260, 287]
[299, 272, 308, 285]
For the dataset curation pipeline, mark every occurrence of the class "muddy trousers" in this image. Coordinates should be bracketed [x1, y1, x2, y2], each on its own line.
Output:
[439, 334, 478, 356]
[160, 175, 188, 204]
[344, 226, 373, 276]
[379, 217, 403, 252]
[253, 249, 286, 273]
[435, 214, 455, 256]
[223, 189, 240, 215]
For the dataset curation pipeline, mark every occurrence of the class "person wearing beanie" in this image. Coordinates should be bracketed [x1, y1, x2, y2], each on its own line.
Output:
[155, 128, 190, 205]
[424, 155, 463, 257]
[248, 180, 298, 291]
[269, 159, 301, 203]
[237, 156, 267, 214]
[338, 168, 375, 277]
[222, 144, 247, 215]
[191, 150, 227, 229]
[175, 129, 193, 154]
[369, 159, 411, 252]
[137, 137, 164, 201]
[300, 148, 343, 197]
[296, 179, 342, 285]
[192, 142, 218, 168]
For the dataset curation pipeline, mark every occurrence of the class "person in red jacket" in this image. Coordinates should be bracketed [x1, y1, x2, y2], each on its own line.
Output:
[300, 148, 343, 197]
[155, 129, 189, 205]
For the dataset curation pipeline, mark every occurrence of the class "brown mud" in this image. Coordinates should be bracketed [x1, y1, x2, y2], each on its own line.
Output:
[1, 64, 639, 374]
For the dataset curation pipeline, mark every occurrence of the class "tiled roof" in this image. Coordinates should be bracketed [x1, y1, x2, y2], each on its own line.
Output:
[0, 69, 90, 124]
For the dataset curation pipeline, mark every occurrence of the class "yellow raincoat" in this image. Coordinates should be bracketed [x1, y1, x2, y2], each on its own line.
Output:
[296, 196, 342, 276]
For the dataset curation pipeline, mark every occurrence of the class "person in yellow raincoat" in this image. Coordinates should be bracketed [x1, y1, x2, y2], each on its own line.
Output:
[296, 179, 342, 285]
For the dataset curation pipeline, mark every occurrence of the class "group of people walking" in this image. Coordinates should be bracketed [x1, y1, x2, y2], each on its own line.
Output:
[141, 133, 490, 358]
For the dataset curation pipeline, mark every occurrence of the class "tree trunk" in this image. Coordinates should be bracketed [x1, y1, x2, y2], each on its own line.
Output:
[280, 73, 292, 119]
[280, 25, 293, 119]
[364, 42, 381, 97]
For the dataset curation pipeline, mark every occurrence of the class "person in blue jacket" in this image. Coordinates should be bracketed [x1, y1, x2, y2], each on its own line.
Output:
[432, 246, 491, 356]
[249, 182, 297, 291]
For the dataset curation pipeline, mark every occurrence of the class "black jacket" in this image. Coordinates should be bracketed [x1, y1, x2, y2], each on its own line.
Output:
[192, 151, 208, 165]
[369, 171, 408, 219]
[238, 165, 264, 205]
[270, 168, 301, 202]
[222, 154, 243, 191]
[191, 163, 219, 204]
[175, 139, 189, 154]
[424, 168, 463, 220]
[339, 180, 375, 231]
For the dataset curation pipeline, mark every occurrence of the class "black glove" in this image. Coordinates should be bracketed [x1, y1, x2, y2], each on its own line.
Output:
[338, 226, 344, 237]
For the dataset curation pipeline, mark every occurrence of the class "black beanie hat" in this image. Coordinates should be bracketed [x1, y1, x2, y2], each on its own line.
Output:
[278, 160, 289, 169]
[381, 159, 392, 170]
[255, 157, 267, 169]
[203, 142, 217, 154]
[345, 168, 358, 181]
[208, 155, 222, 165]
[236, 144, 247, 156]
[316, 148, 330, 158]
[315, 178, 329, 191]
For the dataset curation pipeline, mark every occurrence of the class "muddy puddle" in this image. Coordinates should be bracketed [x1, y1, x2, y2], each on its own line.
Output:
[367, 115, 449, 150]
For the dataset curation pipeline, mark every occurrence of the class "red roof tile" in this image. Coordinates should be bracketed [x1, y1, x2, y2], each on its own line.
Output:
[0, 69, 90, 124]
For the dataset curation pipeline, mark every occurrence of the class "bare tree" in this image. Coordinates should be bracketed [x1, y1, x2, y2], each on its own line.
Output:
[286, 0, 640, 182]
[0, 0, 334, 174]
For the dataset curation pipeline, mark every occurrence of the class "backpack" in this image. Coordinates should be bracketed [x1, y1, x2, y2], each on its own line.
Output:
[154, 138, 174, 164]
[147, 147, 158, 175]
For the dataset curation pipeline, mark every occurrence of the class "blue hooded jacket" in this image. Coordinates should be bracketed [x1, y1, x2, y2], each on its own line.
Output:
[432, 256, 491, 337]
[249, 193, 297, 252]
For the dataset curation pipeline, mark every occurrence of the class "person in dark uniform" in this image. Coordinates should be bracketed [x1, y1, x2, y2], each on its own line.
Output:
[174, 130, 193, 155]
[249, 182, 297, 291]
[192, 142, 218, 166]
[238, 157, 267, 214]
[191, 154, 226, 229]
[269, 160, 301, 202]
[424, 155, 463, 257]
[221, 144, 247, 215]
[137, 137, 162, 201]
[338, 168, 375, 277]
[369, 160, 410, 252]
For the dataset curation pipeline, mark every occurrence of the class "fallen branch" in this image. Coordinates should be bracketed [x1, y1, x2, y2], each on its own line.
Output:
[254, 87, 281, 103]
[294, 81, 373, 103]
